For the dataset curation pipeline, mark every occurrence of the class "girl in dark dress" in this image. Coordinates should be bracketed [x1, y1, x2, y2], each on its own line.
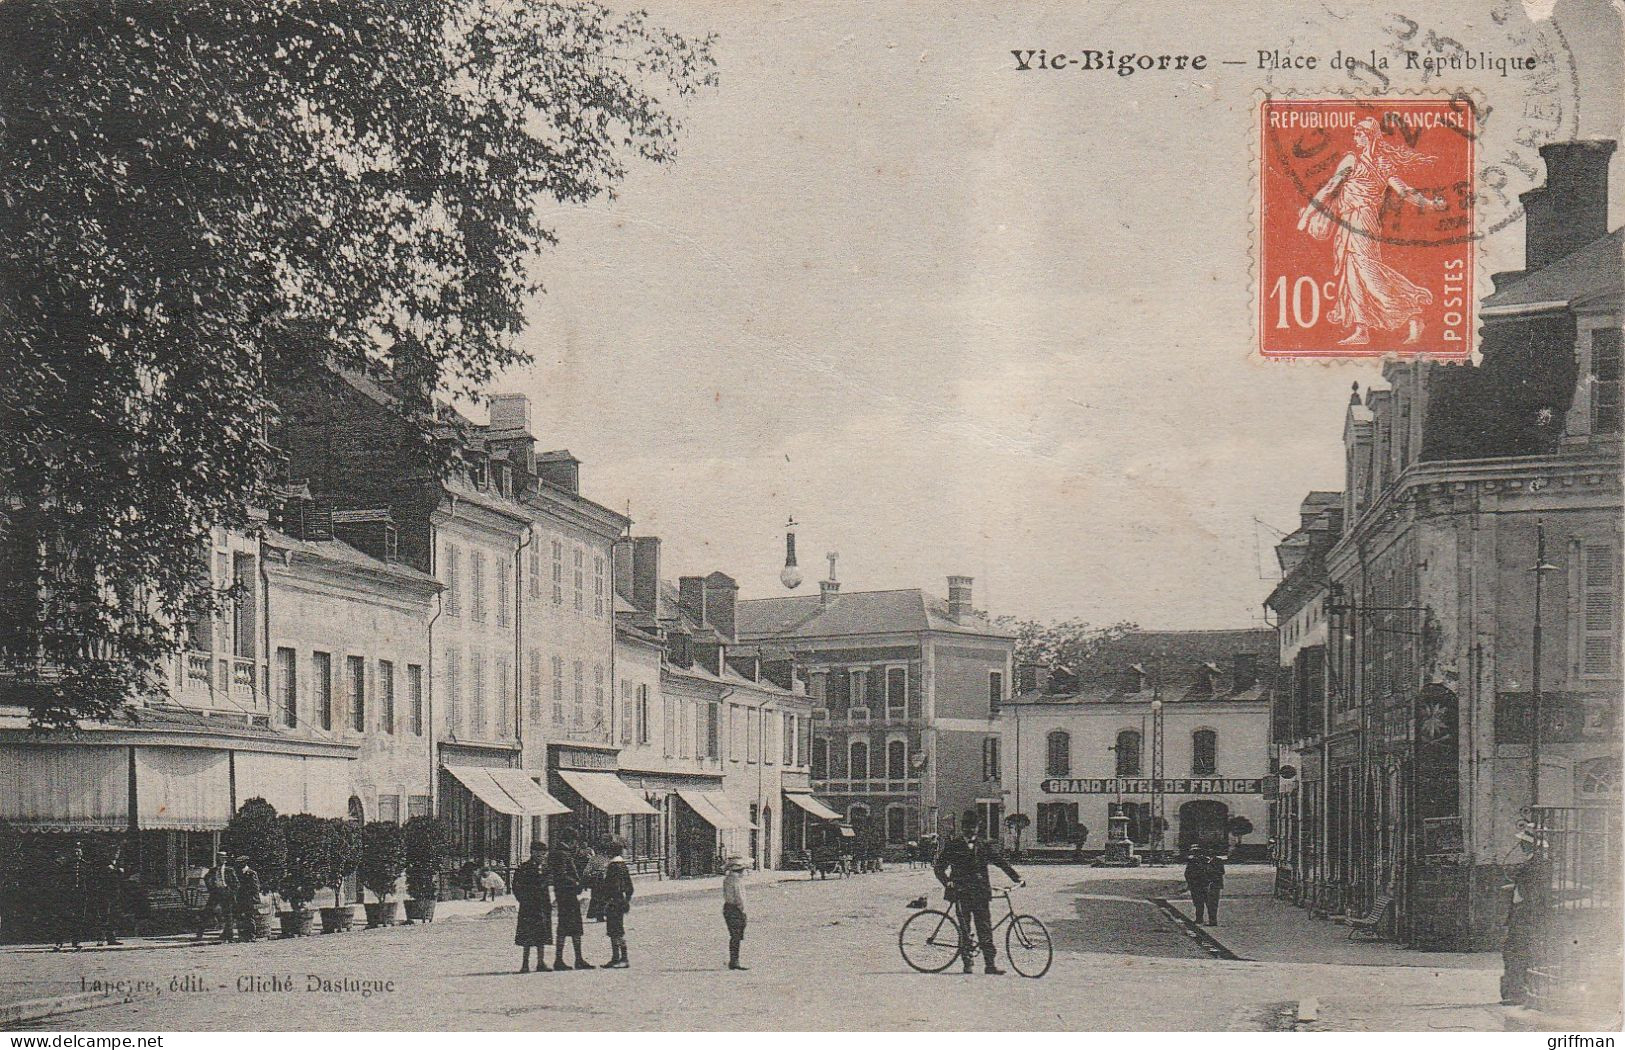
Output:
[512, 842, 552, 973]
[601, 837, 635, 968]
[548, 828, 593, 970]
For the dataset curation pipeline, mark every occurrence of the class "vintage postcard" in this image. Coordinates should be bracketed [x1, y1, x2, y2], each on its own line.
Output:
[0, 0, 1620, 1040]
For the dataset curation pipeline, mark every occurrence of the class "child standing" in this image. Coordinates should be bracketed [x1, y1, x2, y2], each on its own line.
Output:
[723, 855, 748, 971]
[601, 837, 634, 968]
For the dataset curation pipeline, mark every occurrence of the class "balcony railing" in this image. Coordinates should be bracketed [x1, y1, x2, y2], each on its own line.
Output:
[812, 777, 921, 795]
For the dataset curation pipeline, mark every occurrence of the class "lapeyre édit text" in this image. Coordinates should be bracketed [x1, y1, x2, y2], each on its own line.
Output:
[1012, 49, 1207, 75]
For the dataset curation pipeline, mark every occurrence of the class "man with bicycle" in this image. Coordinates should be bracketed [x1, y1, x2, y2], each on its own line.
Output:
[934, 809, 1023, 975]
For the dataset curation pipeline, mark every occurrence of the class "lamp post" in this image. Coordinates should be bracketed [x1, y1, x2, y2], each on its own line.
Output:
[1529, 520, 1560, 809]
[1151, 696, 1165, 861]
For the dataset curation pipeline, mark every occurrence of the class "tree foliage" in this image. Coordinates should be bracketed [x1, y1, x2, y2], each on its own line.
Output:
[222, 797, 287, 892]
[359, 819, 404, 902]
[279, 813, 327, 910]
[0, 0, 715, 726]
[995, 617, 1138, 680]
[401, 814, 449, 902]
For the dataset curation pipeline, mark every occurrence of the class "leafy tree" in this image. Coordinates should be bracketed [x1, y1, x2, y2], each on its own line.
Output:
[359, 820, 404, 903]
[279, 813, 327, 911]
[0, 0, 715, 727]
[318, 817, 361, 907]
[1227, 815, 1254, 847]
[401, 815, 449, 903]
[222, 797, 286, 893]
[996, 617, 1138, 686]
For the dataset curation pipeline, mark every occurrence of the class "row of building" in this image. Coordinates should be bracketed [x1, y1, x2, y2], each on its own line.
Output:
[1264, 140, 1623, 950]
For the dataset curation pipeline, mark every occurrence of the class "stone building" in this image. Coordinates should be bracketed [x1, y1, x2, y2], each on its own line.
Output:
[738, 565, 1014, 853]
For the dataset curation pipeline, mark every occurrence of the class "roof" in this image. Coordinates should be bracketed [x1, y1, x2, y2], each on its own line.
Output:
[1010, 628, 1275, 706]
[262, 528, 440, 589]
[1481, 227, 1623, 318]
[737, 588, 1014, 641]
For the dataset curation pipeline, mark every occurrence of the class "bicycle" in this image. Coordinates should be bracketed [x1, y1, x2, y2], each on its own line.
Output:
[898, 885, 1052, 978]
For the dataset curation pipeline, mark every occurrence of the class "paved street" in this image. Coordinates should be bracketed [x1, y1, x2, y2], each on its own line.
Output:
[0, 862, 1539, 1031]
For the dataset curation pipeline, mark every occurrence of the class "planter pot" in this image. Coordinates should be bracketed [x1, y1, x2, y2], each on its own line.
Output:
[363, 901, 399, 928]
[403, 899, 437, 924]
[319, 905, 356, 934]
[251, 905, 276, 941]
[279, 908, 315, 938]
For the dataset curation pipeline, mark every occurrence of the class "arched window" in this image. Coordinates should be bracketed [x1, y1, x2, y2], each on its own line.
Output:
[886, 804, 907, 844]
[850, 740, 869, 780]
[1192, 729, 1217, 775]
[848, 803, 870, 833]
[811, 737, 828, 779]
[1046, 730, 1071, 776]
[887, 739, 907, 779]
[1115, 730, 1142, 776]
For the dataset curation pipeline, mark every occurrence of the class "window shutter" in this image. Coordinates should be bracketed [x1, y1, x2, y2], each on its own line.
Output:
[1583, 544, 1617, 676]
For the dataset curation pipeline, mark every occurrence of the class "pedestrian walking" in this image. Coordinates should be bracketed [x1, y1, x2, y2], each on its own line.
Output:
[1200, 845, 1228, 926]
[512, 841, 552, 973]
[547, 828, 594, 970]
[93, 855, 126, 946]
[1183, 845, 1212, 925]
[723, 854, 748, 971]
[601, 837, 634, 968]
[53, 841, 88, 951]
[234, 856, 262, 942]
[1500, 830, 1553, 1005]
[197, 855, 238, 942]
[933, 810, 1023, 975]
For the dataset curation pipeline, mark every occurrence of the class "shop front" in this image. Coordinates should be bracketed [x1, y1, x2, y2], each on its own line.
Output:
[555, 769, 659, 861]
[782, 787, 842, 863]
[673, 789, 754, 876]
[439, 760, 567, 895]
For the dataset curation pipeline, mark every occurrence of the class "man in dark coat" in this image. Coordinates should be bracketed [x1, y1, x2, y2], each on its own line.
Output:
[512, 841, 552, 973]
[234, 857, 262, 942]
[1184, 845, 1212, 924]
[1198, 845, 1227, 926]
[601, 836, 635, 968]
[197, 856, 237, 942]
[92, 855, 126, 946]
[54, 842, 88, 951]
[1501, 832, 1553, 1004]
[934, 810, 1022, 974]
[547, 828, 593, 970]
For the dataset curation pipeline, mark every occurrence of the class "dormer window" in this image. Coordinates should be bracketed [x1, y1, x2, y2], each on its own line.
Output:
[471, 456, 488, 489]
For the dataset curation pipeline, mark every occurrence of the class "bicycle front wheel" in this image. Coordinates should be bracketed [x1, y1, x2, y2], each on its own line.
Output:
[1005, 914, 1053, 978]
[899, 909, 962, 973]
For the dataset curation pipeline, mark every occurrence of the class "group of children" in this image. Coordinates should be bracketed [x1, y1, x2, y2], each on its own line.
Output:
[510, 834, 753, 973]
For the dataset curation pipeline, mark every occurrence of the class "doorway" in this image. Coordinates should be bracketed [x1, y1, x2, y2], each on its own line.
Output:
[1178, 799, 1229, 852]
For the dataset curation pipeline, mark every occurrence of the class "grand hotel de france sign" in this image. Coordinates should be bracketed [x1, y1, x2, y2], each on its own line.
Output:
[1040, 778, 1265, 795]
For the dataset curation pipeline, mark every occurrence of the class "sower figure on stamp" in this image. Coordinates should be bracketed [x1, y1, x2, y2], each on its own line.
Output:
[1297, 117, 1448, 346]
[934, 810, 1022, 975]
[513, 841, 552, 973]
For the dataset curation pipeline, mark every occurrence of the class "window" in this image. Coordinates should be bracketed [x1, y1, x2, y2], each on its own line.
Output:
[347, 655, 366, 732]
[1036, 801, 1078, 845]
[976, 801, 1003, 841]
[1115, 729, 1142, 776]
[551, 656, 565, 724]
[850, 669, 868, 711]
[407, 664, 424, 735]
[470, 652, 486, 736]
[808, 672, 827, 701]
[783, 714, 795, 764]
[1593, 328, 1622, 435]
[573, 548, 584, 612]
[572, 660, 584, 726]
[730, 705, 744, 761]
[377, 795, 401, 824]
[887, 738, 906, 779]
[798, 717, 809, 767]
[528, 546, 541, 599]
[1578, 756, 1621, 798]
[1192, 729, 1217, 775]
[444, 546, 461, 616]
[982, 736, 1001, 780]
[378, 659, 395, 735]
[679, 700, 691, 759]
[886, 804, 907, 844]
[989, 671, 1004, 714]
[1582, 543, 1618, 677]
[621, 681, 634, 745]
[849, 740, 869, 779]
[848, 803, 869, 831]
[1046, 730, 1070, 777]
[528, 650, 542, 722]
[594, 556, 606, 618]
[886, 667, 907, 717]
[497, 562, 510, 626]
[275, 647, 297, 728]
[445, 648, 462, 734]
[707, 702, 721, 759]
[664, 698, 676, 756]
[407, 795, 432, 819]
[470, 552, 486, 622]
[551, 541, 564, 605]
[593, 664, 606, 731]
[495, 656, 511, 738]
[811, 737, 828, 778]
[637, 685, 650, 745]
[829, 737, 847, 777]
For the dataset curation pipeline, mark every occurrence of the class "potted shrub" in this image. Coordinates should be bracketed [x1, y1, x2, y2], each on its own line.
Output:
[402, 816, 448, 924]
[359, 821, 404, 928]
[317, 818, 361, 933]
[223, 798, 285, 940]
[1228, 816, 1255, 854]
[278, 814, 326, 937]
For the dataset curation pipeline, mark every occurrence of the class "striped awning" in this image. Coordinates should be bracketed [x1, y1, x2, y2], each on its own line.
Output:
[135, 747, 232, 830]
[676, 789, 756, 831]
[0, 744, 130, 830]
[559, 771, 658, 816]
[444, 766, 568, 817]
[784, 790, 841, 822]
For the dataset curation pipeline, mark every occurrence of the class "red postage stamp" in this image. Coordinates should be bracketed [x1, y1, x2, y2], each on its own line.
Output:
[1258, 97, 1476, 359]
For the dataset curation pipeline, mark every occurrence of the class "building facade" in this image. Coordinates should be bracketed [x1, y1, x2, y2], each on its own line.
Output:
[1002, 630, 1274, 859]
[739, 567, 1014, 853]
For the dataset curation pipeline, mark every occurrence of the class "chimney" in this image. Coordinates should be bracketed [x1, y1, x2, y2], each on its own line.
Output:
[1233, 652, 1259, 693]
[627, 536, 660, 613]
[613, 542, 634, 603]
[678, 575, 707, 628]
[1016, 663, 1052, 695]
[947, 575, 974, 621]
[487, 393, 532, 435]
[703, 572, 739, 643]
[1519, 140, 1616, 272]
[821, 551, 840, 606]
[535, 450, 580, 495]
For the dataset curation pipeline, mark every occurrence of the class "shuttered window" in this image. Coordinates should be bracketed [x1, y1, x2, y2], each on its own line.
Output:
[1582, 543, 1618, 677]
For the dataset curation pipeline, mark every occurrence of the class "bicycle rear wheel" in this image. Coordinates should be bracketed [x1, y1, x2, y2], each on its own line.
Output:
[1005, 914, 1052, 978]
[899, 909, 962, 973]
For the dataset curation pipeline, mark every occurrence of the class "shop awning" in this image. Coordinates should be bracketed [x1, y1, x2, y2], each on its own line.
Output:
[559, 770, 658, 816]
[135, 747, 232, 830]
[676, 788, 754, 831]
[234, 752, 355, 818]
[836, 824, 856, 838]
[705, 790, 758, 830]
[784, 790, 841, 822]
[0, 744, 129, 830]
[444, 765, 568, 816]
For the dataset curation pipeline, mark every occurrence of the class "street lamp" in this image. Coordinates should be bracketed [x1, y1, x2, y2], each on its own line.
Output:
[1529, 520, 1560, 809]
[1151, 696, 1165, 861]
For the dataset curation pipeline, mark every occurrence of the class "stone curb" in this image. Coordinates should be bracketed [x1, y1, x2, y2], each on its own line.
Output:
[0, 991, 129, 1030]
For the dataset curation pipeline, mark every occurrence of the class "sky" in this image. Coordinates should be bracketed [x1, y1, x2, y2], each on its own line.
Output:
[488, 0, 1623, 630]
